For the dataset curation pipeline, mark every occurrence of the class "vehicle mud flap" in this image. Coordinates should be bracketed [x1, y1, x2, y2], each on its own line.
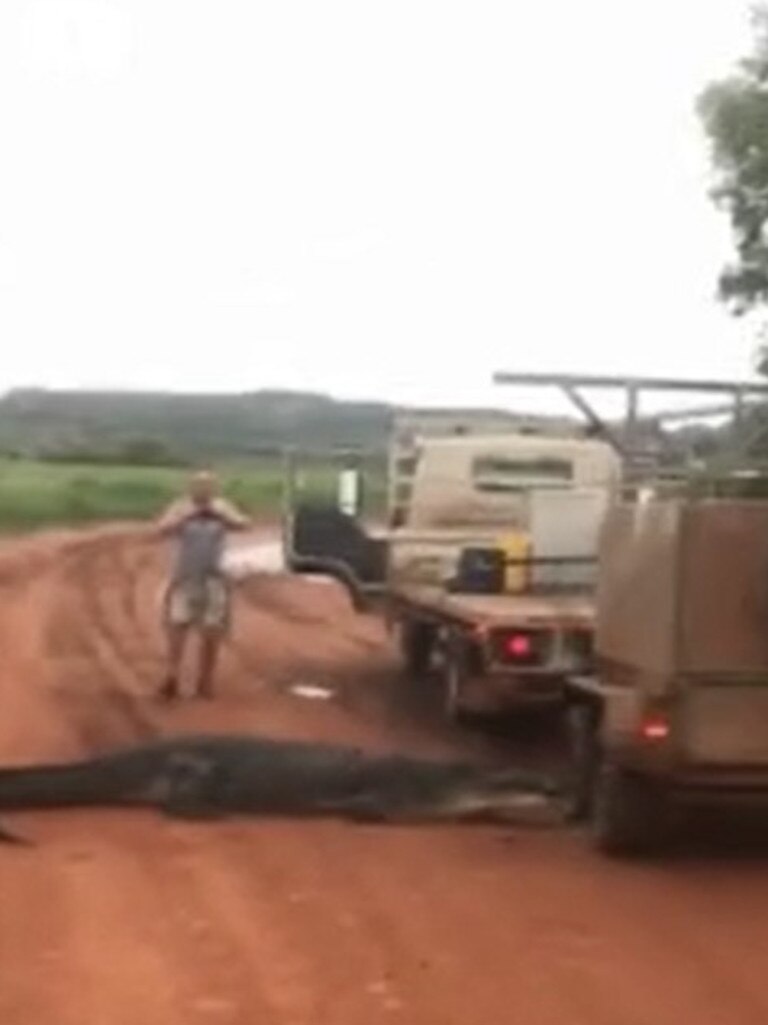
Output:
[400, 621, 436, 676]
[591, 762, 671, 857]
[444, 657, 468, 722]
[441, 631, 479, 723]
[562, 702, 600, 822]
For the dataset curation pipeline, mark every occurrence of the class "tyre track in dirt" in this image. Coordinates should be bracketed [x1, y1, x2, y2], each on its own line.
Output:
[46, 536, 160, 750]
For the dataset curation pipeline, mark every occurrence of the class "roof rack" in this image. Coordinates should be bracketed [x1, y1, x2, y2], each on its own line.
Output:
[493, 371, 768, 480]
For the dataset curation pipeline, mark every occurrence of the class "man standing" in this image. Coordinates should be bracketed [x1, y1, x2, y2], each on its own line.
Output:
[155, 470, 251, 700]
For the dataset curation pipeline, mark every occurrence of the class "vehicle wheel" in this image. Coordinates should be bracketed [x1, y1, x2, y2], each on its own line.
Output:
[400, 621, 436, 676]
[561, 702, 599, 822]
[591, 762, 670, 857]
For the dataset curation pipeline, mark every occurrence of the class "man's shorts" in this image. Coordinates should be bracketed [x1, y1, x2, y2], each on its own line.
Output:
[163, 577, 231, 632]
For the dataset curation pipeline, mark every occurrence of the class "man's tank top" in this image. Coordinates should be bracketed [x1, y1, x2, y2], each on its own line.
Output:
[173, 510, 227, 584]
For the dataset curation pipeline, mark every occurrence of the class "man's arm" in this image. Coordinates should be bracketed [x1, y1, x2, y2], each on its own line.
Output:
[211, 497, 252, 531]
[154, 498, 194, 537]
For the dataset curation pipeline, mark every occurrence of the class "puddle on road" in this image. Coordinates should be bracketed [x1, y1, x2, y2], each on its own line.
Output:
[221, 539, 337, 585]
[220, 540, 284, 579]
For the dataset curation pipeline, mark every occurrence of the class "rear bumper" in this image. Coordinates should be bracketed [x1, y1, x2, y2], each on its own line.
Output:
[623, 763, 768, 806]
[459, 670, 566, 712]
[671, 768, 768, 799]
[676, 789, 768, 812]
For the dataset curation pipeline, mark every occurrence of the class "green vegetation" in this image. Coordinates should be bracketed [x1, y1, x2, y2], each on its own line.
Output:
[699, 5, 768, 316]
[0, 457, 386, 532]
[0, 386, 393, 530]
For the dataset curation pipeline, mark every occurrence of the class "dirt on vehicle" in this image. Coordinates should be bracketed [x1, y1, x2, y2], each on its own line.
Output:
[0, 527, 766, 1025]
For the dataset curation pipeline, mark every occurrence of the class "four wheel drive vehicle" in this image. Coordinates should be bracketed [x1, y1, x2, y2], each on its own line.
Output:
[287, 430, 620, 718]
[565, 496, 768, 856]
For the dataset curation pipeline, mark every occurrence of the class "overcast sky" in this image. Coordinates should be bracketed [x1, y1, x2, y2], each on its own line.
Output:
[0, 0, 760, 410]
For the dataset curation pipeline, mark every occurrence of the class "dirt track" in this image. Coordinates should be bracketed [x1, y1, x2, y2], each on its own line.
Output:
[0, 528, 767, 1025]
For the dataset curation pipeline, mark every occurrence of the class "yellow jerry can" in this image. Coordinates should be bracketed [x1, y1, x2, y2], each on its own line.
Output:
[498, 532, 531, 593]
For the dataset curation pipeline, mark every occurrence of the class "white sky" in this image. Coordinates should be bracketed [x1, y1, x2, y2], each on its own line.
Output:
[0, 0, 760, 410]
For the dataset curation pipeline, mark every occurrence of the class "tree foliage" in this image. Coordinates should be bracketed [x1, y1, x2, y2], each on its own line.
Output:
[699, 6, 768, 314]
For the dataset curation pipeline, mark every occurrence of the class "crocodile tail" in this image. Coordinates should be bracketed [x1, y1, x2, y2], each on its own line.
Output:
[0, 762, 112, 807]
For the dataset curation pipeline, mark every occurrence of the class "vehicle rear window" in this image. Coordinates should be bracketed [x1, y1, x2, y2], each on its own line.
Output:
[472, 456, 574, 492]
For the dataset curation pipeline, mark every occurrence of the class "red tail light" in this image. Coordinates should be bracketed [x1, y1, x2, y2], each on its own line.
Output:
[491, 628, 543, 666]
[639, 715, 670, 743]
[505, 633, 534, 660]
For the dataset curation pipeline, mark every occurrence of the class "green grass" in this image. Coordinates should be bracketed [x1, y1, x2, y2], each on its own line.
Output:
[0, 458, 385, 532]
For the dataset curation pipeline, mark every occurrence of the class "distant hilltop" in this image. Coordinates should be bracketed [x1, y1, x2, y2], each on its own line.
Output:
[0, 388, 575, 464]
[0, 388, 391, 462]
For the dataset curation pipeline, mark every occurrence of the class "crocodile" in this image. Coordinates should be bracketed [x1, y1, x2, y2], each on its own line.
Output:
[0, 732, 559, 840]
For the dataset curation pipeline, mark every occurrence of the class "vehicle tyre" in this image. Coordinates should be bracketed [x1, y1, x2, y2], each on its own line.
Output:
[400, 621, 436, 676]
[591, 762, 670, 857]
[561, 702, 599, 822]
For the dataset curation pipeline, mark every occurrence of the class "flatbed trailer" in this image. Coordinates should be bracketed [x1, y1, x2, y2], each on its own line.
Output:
[285, 426, 607, 719]
[387, 584, 595, 718]
[390, 586, 593, 630]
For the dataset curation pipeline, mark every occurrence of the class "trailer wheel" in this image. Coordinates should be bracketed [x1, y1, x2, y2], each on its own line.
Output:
[591, 762, 670, 857]
[400, 621, 436, 676]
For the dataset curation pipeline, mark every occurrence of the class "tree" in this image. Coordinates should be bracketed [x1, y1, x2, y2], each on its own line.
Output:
[699, 6, 768, 315]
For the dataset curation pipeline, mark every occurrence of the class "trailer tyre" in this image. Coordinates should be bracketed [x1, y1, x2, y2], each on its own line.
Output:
[400, 621, 436, 676]
[591, 763, 669, 857]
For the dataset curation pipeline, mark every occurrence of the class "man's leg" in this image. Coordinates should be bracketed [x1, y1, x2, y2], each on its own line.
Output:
[195, 628, 223, 699]
[159, 624, 188, 699]
[158, 584, 190, 700]
[194, 579, 230, 699]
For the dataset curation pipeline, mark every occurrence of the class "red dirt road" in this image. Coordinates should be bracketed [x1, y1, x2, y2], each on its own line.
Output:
[0, 529, 766, 1025]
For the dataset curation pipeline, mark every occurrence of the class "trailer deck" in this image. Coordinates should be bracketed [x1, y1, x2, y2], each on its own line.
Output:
[391, 585, 594, 630]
